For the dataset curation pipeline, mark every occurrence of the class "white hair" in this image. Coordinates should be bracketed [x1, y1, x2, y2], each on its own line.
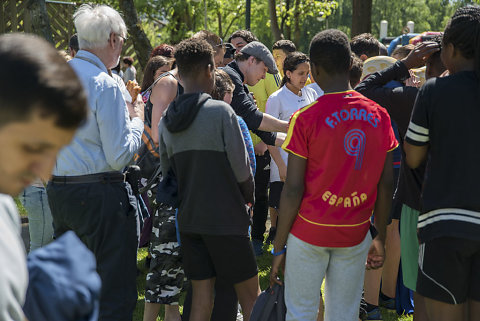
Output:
[73, 4, 127, 50]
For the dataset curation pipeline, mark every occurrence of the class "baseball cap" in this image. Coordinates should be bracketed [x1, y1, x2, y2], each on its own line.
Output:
[240, 41, 279, 74]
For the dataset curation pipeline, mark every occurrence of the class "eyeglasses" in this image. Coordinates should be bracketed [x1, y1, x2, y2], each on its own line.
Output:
[216, 38, 224, 48]
[117, 34, 128, 42]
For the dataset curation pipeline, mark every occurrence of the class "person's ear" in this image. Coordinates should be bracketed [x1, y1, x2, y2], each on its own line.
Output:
[285, 69, 292, 81]
[349, 55, 354, 71]
[205, 63, 214, 79]
[108, 33, 116, 49]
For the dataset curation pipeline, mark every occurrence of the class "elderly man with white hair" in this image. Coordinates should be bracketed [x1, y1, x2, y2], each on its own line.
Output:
[45, 4, 144, 321]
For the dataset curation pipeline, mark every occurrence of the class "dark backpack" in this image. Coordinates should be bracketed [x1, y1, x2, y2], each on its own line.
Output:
[250, 284, 287, 321]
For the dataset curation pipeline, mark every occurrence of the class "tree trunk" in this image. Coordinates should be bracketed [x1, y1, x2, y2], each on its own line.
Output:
[217, 10, 223, 38]
[351, 0, 372, 37]
[292, 0, 301, 46]
[118, 0, 152, 72]
[25, 0, 54, 45]
[268, 0, 282, 40]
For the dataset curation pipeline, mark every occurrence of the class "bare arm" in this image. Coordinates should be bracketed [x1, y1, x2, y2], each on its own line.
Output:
[258, 113, 289, 133]
[150, 77, 178, 145]
[367, 151, 394, 270]
[267, 145, 287, 182]
[404, 142, 428, 169]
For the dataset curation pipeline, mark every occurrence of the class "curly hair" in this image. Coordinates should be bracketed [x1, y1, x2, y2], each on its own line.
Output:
[174, 38, 214, 79]
[227, 30, 258, 44]
[273, 40, 297, 54]
[212, 69, 234, 101]
[150, 43, 175, 59]
[310, 29, 352, 75]
[350, 33, 380, 58]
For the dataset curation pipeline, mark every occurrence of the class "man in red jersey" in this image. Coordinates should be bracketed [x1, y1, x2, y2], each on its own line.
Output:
[270, 29, 397, 321]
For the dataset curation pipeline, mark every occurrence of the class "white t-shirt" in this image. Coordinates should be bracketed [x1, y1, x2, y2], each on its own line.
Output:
[266, 85, 320, 182]
[0, 194, 28, 321]
[305, 82, 324, 97]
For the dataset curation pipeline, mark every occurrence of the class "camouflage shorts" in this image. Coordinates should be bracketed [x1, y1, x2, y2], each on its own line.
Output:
[145, 204, 185, 304]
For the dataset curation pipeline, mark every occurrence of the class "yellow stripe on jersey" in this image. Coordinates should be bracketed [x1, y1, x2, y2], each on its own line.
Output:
[282, 100, 317, 152]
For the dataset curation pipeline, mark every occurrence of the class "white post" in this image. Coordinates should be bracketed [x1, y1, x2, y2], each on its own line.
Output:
[380, 20, 388, 40]
[407, 21, 415, 33]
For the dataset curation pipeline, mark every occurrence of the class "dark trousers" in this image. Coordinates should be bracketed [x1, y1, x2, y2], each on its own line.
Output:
[47, 181, 138, 321]
[251, 151, 270, 241]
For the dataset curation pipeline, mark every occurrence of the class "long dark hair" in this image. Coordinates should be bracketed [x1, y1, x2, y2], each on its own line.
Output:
[443, 5, 480, 81]
[140, 55, 173, 92]
[281, 51, 310, 87]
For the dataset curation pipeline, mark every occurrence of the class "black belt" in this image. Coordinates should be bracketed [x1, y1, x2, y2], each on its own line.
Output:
[51, 172, 125, 184]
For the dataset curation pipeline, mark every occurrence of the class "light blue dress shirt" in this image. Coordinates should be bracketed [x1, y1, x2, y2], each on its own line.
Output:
[53, 50, 143, 176]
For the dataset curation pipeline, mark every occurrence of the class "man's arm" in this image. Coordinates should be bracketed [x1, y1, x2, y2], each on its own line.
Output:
[223, 109, 255, 204]
[367, 151, 394, 270]
[267, 145, 287, 181]
[270, 154, 306, 285]
[259, 113, 288, 133]
[404, 143, 428, 169]
[97, 85, 143, 170]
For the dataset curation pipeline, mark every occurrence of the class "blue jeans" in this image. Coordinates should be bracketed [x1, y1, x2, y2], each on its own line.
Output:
[19, 185, 54, 251]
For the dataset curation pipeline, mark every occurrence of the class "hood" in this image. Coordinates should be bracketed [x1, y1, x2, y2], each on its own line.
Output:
[163, 92, 211, 133]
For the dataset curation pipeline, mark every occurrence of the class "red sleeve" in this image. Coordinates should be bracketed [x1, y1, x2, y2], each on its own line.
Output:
[282, 109, 308, 159]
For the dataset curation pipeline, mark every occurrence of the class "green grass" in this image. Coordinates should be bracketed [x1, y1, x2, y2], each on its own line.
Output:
[133, 243, 413, 321]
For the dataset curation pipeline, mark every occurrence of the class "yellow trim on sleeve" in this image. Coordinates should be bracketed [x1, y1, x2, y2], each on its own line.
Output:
[298, 213, 371, 227]
[323, 89, 355, 96]
[282, 100, 317, 151]
[283, 147, 307, 159]
[387, 141, 399, 152]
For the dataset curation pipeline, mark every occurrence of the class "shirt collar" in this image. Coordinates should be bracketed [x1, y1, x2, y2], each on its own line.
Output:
[74, 50, 109, 74]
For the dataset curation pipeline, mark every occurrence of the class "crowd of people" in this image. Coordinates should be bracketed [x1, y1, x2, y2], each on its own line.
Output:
[0, 3, 480, 321]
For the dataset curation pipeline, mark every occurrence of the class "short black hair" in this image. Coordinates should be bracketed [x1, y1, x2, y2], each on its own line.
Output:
[310, 29, 352, 75]
[272, 40, 296, 54]
[122, 56, 134, 65]
[349, 55, 363, 87]
[227, 30, 258, 43]
[0, 33, 87, 129]
[350, 33, 380, 58]
[174, 38, 214, 79]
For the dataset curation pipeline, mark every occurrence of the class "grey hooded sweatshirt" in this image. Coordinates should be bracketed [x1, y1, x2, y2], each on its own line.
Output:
[159, 92, 254, 235]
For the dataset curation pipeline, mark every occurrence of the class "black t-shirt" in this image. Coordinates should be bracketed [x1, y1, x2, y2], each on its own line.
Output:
[355, 60, 424, 209]
[406, 71, 480, 242]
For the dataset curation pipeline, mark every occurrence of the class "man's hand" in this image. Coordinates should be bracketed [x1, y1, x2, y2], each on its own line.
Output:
[254, 141, 268, 156]
[366, 236, 385, 270]
[401, 42, 440, 70]
[270, 253, 286, 287]
[128, 94, 144, 121]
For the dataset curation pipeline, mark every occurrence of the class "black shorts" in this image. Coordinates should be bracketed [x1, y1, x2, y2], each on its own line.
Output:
[180, 233, 258, 284]
[417, 236, 480, 304]
[268, 181, 284, 209]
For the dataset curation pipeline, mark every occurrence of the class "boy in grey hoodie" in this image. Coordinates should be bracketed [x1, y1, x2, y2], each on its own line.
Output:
[158, 38, 259, 321]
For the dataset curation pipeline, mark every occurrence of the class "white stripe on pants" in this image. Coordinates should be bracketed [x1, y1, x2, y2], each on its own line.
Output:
[285, 233, 372, 321]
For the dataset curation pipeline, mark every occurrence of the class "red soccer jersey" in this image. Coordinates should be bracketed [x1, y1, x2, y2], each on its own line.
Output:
[283, 90, 398, 247]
